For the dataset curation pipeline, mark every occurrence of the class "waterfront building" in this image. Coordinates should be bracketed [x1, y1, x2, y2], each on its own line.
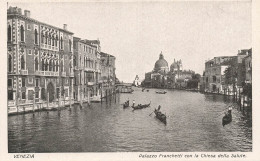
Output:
[244, 49, 252, 84]
[203, 56, 235, 94]
[7, 6, 74, 114]
[133, 75, 141, 86]
[73, 37, 101, 103]
[100, 52, 116, 97]
[169, 59, 194, 88]
[150, 53, 170, 88]
[201, 48, 252, 96]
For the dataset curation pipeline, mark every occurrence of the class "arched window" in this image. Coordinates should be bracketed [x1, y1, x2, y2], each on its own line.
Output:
[60, 61, 63, 72]
[21, 55, 25, 70]
[8, 55, 12, 72]
[49, 33, 52, 45]
[34, 29, 38, 44]
[35, 57, 38, 71]
[42, 59, 45, 71]
[45, 60, 48, 71]
[73, 56, 76, 67]
[41, 88, 46, 100]
[79, 56, 81, 67]
[41, 32, 44, 44]
[55, 35, 58, 47]
[52, 35, 55, 46]
[69, 40, 72, 52]
[20, 25, 25, 42]
[49, 60, 52, 71]
[8, 25, 12, 42]
[69, 61, 72, 73]
[45, 32, 48, 44]
[53, 60, 56, 72]
[60, 36, 63, 49]
[56, 61, 59, 72]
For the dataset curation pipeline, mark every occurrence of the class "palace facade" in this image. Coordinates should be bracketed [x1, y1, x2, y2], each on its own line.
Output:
[7, 6, 116, 114]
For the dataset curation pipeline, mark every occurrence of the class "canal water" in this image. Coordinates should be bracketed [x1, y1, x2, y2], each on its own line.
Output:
[8, 88, 252, 152]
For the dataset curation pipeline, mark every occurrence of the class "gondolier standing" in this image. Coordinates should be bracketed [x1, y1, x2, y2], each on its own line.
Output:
[228, 106, 232, 114]
[158, 105, 161, 111]
[132, 100, 135, 107]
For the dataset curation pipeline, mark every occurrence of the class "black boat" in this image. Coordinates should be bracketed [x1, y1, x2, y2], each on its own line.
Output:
[123, 101, 130, 108]
[154, 109, 167, 124]
[222, 110, 232, 127]
[132, 102, 151, 110]
[156, 91, 167, 94]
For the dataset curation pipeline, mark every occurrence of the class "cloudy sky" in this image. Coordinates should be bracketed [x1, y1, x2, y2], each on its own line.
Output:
[9, 1, 251, 82]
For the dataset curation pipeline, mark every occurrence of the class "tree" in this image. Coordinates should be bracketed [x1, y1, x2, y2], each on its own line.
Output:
[187, 73, 201, 89]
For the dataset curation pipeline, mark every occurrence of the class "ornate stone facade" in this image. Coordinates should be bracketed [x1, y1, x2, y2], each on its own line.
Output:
[7, 6, 74, 113]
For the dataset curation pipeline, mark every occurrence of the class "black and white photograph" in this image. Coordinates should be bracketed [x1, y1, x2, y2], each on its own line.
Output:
[2, 0, 259, 160]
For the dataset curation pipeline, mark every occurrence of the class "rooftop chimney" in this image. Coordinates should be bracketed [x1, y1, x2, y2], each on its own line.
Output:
[63, 24, 67, 30]
[24, 10, 30, 18]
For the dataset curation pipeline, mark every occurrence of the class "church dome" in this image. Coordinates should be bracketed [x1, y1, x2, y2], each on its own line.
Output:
[170, 62, 178, 70]
[154, 53, 168, 72]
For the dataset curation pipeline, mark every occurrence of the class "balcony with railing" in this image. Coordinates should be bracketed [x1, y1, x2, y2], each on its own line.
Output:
[35, 71, 59, 76]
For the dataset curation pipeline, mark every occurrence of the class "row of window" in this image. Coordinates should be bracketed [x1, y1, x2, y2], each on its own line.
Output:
[8, 25, 72, 51]
[82, 45, 95, 54]
[8, 87, 69, 101]
[8, 78, 40, 88]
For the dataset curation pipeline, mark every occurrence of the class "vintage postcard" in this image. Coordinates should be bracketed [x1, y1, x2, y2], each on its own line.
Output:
[0, 0, 259, 161]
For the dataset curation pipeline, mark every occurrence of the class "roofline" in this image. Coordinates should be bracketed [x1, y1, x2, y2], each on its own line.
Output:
[8, 13, 74, 34]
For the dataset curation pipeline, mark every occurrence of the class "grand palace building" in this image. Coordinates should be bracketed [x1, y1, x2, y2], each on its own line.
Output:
[7, 6, 116, 114]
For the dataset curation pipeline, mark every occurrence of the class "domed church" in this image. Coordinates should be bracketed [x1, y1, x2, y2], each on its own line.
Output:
[153, 53, 169, 74]
[144, 52, 196, 89]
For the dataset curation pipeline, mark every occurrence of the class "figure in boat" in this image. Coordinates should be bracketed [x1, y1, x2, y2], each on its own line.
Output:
[222, 106, 232, 127]
[123, 98, 130, 108]
[132, 101, 151, 110]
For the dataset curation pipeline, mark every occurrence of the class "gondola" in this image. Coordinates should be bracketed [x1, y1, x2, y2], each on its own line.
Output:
[156, 91, 167, 94]
[154, 109, 167, 124]
[132, 102, 151, 110]
[222, 112, 232, 127]
[123, 101, 130, 108]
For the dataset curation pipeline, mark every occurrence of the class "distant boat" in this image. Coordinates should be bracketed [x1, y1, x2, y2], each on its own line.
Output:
[222, 111, 232, 127]
[132, 102, 151, 110]
[123, 101, 130, 108]
[156, 91, 167, 94]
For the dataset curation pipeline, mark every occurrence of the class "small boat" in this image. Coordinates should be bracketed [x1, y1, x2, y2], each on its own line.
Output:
[146, 90, 149, 92]
[156, 91, 167, 94]
[132, 102, 151, 110]
[222, 112, 232, 127]
[154, 109, 167, 124]
[123, 101, 130, 108]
